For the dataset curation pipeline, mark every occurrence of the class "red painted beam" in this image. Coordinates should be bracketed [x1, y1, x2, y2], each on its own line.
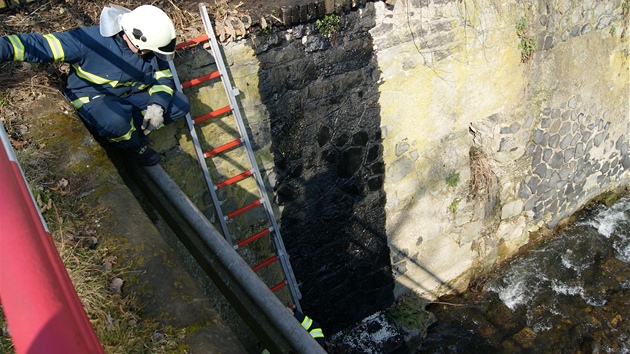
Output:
[0, 125, 104, 354]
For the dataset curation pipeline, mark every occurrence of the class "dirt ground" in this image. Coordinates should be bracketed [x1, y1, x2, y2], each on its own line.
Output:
[0, 0, 314, 42]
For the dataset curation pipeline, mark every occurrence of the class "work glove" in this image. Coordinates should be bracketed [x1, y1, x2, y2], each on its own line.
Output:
[141, 104, 164, 135]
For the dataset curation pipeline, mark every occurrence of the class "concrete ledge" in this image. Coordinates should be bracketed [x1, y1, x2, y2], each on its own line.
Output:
[25, 94, 247, 353]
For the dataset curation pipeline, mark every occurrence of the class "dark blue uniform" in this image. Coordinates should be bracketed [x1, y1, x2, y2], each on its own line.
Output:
[0, 25, 189, 150]
[294, 310, 326, 348]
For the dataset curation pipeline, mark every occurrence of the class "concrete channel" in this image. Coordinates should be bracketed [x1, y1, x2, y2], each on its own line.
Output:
[124, 161, 325, 354]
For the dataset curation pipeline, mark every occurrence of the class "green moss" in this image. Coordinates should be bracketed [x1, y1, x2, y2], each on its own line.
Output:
[592, 190, 626, 207]
[387, 293, 435, 331]
[448, 198, 461, 213]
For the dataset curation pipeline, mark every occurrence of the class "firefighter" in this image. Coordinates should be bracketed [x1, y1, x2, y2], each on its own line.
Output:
[0, 4, 190, 166]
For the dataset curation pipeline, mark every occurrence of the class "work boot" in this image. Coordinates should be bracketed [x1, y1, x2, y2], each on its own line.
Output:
[128, 145, 160, 166]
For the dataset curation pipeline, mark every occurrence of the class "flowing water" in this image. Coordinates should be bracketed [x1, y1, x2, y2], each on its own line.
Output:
[418, 196, 630, 354]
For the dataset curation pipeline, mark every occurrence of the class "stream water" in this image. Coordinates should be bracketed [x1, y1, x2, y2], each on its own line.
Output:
[418, 196, 630, 354]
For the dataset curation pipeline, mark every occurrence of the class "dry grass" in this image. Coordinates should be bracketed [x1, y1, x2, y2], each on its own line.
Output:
[467, 146, 496, 202]
[0, 0, 279, 350]
[0, 143, 183, 353]
[0, 1, 208, 352]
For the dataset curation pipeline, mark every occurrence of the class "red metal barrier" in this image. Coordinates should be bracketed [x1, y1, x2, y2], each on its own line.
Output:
[0, 124, 104, 354]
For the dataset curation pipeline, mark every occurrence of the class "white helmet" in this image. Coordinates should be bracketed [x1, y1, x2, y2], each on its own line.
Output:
[120, 5, 176, 61]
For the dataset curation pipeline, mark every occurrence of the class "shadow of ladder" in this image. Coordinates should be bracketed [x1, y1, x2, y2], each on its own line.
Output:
[168, 3, 302, 312]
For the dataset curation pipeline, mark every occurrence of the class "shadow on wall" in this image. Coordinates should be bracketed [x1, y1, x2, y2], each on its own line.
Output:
[251, 8, 396, 333]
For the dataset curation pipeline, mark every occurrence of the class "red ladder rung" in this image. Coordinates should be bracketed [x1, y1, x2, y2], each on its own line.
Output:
[203, 138, 242, 158]
[181, 71, 221, 89]
[215, 170, 253, 189]
[225, 199, 262, 220]
[193, 105, 232, 124]
[251, 254, 278, 272]
[270, 281, 287, 293]
[236, 227, 272, 250]
[175, 34, 209, 50]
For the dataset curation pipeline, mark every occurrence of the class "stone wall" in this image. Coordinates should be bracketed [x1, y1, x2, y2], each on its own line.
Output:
[372, 0, 629, 299]
[163, 5, 395, 333]
[253, 10, 395, 333]
[161, 0, 629, 334]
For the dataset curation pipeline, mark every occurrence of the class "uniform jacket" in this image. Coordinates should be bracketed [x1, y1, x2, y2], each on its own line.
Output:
[293, 310, 326, 348]
[0, 25, 174, 110]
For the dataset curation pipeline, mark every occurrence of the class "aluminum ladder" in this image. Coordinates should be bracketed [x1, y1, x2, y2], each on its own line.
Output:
[168, 4, 302, 312]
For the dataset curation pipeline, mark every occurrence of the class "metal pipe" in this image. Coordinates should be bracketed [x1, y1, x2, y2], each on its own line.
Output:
[142, 164, 326, 354]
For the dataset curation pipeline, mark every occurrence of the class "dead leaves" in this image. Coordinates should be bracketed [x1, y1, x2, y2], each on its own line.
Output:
[48, 177, 68, 193]
[36, 193, 53, 213]
[36, 177, 69, 213]
[216, 13, 252, 43]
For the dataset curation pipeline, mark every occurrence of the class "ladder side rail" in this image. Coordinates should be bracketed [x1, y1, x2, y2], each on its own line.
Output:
[168, 60, 234, 244]
[199, 6, 281, 236]
[269, 237, 303, 311]
[199, 5, 303, 310]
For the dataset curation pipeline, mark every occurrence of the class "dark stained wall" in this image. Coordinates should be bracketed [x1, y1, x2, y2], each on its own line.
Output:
[252, 8, 394, 333]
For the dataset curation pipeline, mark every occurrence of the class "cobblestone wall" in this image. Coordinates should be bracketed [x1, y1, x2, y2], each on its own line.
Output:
[520, 96, 628, 227]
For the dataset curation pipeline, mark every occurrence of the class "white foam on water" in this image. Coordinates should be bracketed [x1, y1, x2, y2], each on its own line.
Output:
[616, 238, 630, 263]
[357, 312, 397, 345]
[489, 275, 535, 311]
[561, 249, 589, 272]
[587, 197, 629, 238]
[550, 280, 607, 307]
[548, 303, 563, 317]
[551, 280, 584, 296]
[532, 318, 552, 333]
[329, 311, 401, 354]
[583, 296, 607, 307]
[580, 197, 630, 263]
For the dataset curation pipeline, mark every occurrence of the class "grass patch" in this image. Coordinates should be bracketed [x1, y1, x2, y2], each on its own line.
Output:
[1, 98, 180, 354]
[448, 198, 461, 213]
[445, 171, 460, 187]
[468, 147, 496, 202]
[515, 16, 536, 62]
[315, 13, 341, 38]
[387, 293, 436, 332]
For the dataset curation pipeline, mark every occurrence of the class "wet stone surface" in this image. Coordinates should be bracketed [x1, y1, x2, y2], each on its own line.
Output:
[418, 197, 630, 354]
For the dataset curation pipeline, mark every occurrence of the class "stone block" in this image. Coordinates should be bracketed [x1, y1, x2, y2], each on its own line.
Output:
[524, 196, 538, 211]
[550, 151, 564, 169]
[518, 182, 531, 199]
[560, 134, 573, 149]
[548, 134, 560, 148]
[501, 200, 524, 220]
[281, 6, 293, 26]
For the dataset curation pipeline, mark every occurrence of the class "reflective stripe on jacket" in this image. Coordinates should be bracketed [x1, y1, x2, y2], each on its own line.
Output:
[0, 26, 174, 110]
[300, 316, 325, 339]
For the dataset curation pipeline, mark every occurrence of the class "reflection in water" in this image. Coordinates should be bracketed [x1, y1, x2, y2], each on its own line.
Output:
[419, 196, 630, 354]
